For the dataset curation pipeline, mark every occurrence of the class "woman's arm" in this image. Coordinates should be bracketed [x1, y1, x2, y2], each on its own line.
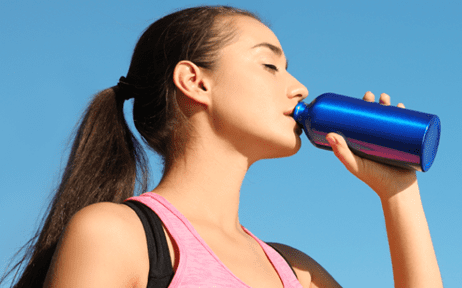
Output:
[43, 202, 149, 288]
[325, 92, 443, 288]
[380, 177, 442, 287]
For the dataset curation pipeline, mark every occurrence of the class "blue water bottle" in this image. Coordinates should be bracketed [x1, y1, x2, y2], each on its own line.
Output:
[293, 93, 441, 172]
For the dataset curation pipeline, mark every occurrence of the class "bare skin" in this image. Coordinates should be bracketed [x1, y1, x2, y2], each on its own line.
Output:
[44, 16, 442, 288]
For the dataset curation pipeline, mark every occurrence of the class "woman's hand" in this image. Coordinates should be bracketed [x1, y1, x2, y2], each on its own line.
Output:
[325, 91, 417, 200]
[326, 92, 443, 287]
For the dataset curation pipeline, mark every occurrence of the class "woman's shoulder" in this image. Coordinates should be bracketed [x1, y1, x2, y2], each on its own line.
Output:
[66, 202, 149, 266]
[72, 201, 139, 225]
[69, 201, 145, 236]
[66, 202, 147, 249]
[267, 242, 342, 288]
[44, 202, 149, 287]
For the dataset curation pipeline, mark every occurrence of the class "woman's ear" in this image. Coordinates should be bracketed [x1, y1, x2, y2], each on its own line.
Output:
[173, 60, 211, 107]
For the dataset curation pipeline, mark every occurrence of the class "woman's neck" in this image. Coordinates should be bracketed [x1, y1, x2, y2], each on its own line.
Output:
[154, 136, 252, 234]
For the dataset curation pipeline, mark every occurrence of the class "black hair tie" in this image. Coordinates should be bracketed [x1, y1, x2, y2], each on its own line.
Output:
[116, 76, 158, 102]
[116, 76, 136, 101]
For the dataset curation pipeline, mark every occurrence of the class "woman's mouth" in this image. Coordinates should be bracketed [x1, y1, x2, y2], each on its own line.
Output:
[283, 107, 295, 117]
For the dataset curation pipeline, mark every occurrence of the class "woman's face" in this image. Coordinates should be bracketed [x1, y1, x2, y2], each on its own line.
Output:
[207, 16, 309, 161]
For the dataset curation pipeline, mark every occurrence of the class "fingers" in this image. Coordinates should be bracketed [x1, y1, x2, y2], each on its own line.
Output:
[363, 91, 391, 105]
[363, 91, 405, 108]
[326, 132, 361, 176]
[363, 91, 375, 102]
[379, 93, 391, 105]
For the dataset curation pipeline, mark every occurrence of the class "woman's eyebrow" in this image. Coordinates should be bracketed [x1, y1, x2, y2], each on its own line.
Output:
[251, 42, 289, 69]
[252, 42, 282, 56]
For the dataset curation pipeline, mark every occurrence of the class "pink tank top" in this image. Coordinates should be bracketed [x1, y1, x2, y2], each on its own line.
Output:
[127, 193, 303, 287]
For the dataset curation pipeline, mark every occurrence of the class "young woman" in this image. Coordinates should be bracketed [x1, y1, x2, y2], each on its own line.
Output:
[2, 6, 442, 288]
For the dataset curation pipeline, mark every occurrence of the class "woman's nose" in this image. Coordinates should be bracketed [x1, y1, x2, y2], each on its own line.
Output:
[288, 75, 308, 101]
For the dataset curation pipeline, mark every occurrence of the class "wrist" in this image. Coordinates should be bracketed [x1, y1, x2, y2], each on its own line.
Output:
[367, 169, 418, 201]
[378, 175, 419, 205]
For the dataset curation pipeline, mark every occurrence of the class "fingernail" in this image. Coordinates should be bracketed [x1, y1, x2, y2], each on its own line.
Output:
[326, 136, 336, 146]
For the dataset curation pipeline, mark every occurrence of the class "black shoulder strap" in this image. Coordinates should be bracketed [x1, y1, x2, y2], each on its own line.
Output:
[124, 200, 174, 288]
[266, 242, 298, 279]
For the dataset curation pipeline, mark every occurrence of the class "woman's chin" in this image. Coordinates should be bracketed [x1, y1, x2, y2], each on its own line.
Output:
[261, 137, 302, 160]
[281, 140, 302, 158]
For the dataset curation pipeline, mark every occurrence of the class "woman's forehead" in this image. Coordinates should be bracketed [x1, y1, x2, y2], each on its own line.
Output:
[225, 17, 283, 56]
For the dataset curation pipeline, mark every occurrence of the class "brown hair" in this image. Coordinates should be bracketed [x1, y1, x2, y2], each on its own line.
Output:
[1, 6, 260, 287]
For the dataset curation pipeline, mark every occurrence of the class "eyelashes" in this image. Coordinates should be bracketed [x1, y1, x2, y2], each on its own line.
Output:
[263, 64, 279, 72]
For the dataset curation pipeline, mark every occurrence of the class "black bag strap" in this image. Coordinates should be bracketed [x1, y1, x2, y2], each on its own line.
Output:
[124, 200, 174, 288]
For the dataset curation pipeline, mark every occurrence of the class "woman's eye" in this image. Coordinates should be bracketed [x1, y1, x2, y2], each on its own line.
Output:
[263, 64, 279, 72]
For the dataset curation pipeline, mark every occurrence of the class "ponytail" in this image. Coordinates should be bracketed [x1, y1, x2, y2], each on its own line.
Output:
[2, 87, 148, 287]
[2, 6, 261, 287]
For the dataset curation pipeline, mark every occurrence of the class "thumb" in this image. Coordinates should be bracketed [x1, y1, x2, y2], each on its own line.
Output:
[326, 132, 361, 175]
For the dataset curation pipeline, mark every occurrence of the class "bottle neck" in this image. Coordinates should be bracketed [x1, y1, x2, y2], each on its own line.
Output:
[293, 101, 309, 124]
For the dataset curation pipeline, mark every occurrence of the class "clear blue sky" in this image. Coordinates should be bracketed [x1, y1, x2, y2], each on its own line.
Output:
[1, 0, 461, 287]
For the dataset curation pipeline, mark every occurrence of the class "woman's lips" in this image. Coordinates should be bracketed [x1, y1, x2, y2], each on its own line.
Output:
[283, 107, 303, 135]
[284, 108, 295, 117]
